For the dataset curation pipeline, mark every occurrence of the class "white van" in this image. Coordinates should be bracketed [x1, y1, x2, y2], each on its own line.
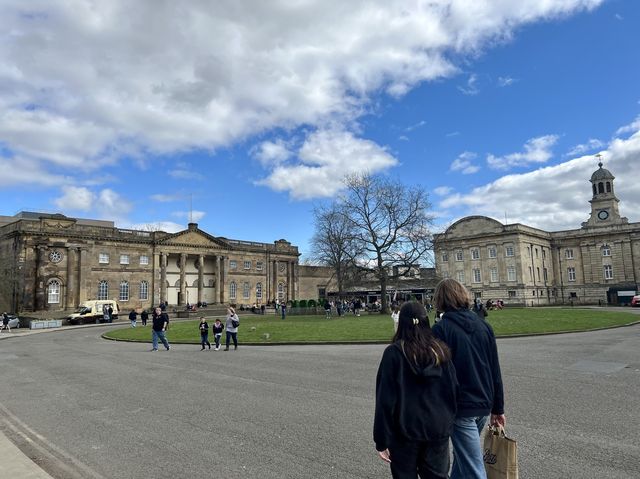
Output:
[67, 300, 120, 324]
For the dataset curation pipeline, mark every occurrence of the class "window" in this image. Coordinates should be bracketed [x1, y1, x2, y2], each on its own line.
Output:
[457, 271, 465, 283]
[229, 281, 237, 299]
[488, 247, 497, 258]
[140, 281, 148, 300]
[120, 254, 129, 265]
[256, 282, 263, 300]
[472, 268, 481, 283]
[244, 260, 251, 270]
[471, 249, 480, 260]
[140, 255, 149, 265]
[505, 245, 514, 257]
[48, 280, 61, 304]
[536, 267, 541, 281]
[98, 280, 108, 300]
[119, 281, 129, 301]
[565, 249, 574, 259]
[528, 266, 532, 280]
[604, 264, 613, 280]
[490, 267, 498, 282]
[442, 271, 450, 279]
[243, 282, 250, 299]
[543, 268, 548, 282]
[606, 181, 611, 193]
[507, 266, 516, 282]
[532, 290, 536, 296]
[535, 248, 539, 258]
[256, 261, 263, 271]
[567, 267, 576, 282]
[570, 292, 577, 298]
[99, 253, 109, 264]
[542, 249, 546, 259]
[229, 260, 237, 270]
[526, 246, 531, 257]
[508, 290, 516, 298]
[277, 282, 285, 300]
[455, 250, 463, 261]
[442, 252, 449, 262]
[602, 246, 611, 257]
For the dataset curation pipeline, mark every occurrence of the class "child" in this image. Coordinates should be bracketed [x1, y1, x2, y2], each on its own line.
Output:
[199, 317, 211, 350]
[212, 318, 224, 351]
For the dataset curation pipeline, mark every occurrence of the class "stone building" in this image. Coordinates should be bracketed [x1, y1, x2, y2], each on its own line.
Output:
[0, 212, 333, 313]
[433, 161, 640, 306]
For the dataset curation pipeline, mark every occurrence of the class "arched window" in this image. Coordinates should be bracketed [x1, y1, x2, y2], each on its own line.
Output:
[592, 184, 597, 196]
[606, 182, 611, 193]
[256, 282, 263, 300]
[48, 280, 61, 304]
[119, 281, 129, 301]
[230, 281, 237, 300]
[140, 281, 149, 300]
[98, 280, 109, 300]
[598, 182, 604, 193]
[243, 282, 250, 299]
[277, 282, 285, 300]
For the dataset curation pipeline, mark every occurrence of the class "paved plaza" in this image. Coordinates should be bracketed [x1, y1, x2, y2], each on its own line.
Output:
[1, 321, 639, 478]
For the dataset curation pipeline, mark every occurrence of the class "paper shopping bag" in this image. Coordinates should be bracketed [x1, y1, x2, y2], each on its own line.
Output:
[483, 426, 518, 479]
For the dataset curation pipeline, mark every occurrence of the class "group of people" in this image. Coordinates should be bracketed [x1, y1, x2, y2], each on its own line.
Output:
[374, 278, 505, 478]
[127, 309, 149, 327]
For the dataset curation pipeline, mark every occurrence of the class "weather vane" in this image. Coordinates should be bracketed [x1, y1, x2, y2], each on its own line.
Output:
[595, 153, 603, 168]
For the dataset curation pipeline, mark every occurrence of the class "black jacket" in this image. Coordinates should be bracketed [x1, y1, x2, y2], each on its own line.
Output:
[432, 309, 504, 417]
[374, 342, 458, 451]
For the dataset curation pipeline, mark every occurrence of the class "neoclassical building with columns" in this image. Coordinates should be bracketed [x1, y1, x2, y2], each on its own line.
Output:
[434, 161, 640, 306]
[0, 212, 332, 313]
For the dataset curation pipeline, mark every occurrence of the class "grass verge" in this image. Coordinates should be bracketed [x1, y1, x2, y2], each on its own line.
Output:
[102, 308, 639, 344]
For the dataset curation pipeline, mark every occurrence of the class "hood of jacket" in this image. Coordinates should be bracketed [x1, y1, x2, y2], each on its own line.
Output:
[394, 342, 443, 379]
[442, 308, 483, 334]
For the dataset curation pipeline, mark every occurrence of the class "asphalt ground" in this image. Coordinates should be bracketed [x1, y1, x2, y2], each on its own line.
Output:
[0, 319, 639, 478]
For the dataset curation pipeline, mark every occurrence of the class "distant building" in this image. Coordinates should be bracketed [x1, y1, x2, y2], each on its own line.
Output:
[0, 212, 333, 313]
[433, 161, 639, 306]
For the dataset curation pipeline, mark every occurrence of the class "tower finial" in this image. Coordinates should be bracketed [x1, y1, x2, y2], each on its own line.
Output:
[595, 153, 603, 168]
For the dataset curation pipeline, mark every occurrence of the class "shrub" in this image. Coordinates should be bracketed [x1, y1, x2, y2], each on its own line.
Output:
[308, 299, 317, 307]
[291, 300, 299, 308]
[298, 299, 308, 308]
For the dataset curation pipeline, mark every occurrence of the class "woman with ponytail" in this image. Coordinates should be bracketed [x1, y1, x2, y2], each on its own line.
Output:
[374, 301, 458, 479]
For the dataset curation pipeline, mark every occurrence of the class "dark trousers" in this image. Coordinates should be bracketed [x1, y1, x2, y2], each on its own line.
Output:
[200, 333, 210, 348]
[226, 331, 238, 348]
[388, 439, 450, 479]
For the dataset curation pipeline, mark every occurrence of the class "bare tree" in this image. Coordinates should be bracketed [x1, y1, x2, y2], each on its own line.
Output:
[310, 203, 361, 298]
[339, 173, 434, 313]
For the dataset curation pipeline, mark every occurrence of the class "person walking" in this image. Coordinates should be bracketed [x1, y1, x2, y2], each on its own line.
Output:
[431, 279, 505, 479]
[281, 301, 287, 320]
[140, 309, 148, 327]
[324, 301, 332, 319]
[1, 312, 10, 332]
[151, 307, 170, 351]
[212, 318, 224, 350]
[128, 309, 137, 328]
[198, 316, 211, 350]
[224, 306, 239, 351]
[390, 306, 400, 333]
[374, 301, 458, 479]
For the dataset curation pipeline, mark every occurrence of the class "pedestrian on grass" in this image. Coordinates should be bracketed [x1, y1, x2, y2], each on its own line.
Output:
[431, 278, 506, 479]
[224, 306, 239, 351]
[151, 307, 170, 351]
[324, 301, 332, 319]
[199, 316, 211, 350]
[212, 318, 224, 350]
[374, 301, 457, 478]
[140, 309, 148, 327]
[281, 301, 287, 320]
[129, 309, 137, 328]
[391, 306, 400, 333]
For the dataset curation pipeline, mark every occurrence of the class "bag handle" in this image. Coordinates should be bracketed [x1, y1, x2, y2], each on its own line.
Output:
[487, 425, 506, 437]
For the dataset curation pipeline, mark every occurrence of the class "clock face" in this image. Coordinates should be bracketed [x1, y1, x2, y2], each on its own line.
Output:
[597, 210, 609, 220]
[49, 250, 63, 263]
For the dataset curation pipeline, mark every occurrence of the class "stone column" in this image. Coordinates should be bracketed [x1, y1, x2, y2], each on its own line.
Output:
[197, 255, 204, 304]
[291, 261, 296, 301]
[219, 256, 226, 304]
[35, 245, 48, 311]
[179, 253, 187, 305]
[160, 253, 168, 304]
[273, 260, 278, 302]
[77, 248, 87, 303]
[66, 247, 76, 309]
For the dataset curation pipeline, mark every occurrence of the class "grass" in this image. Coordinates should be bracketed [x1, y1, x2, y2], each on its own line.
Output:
[103, 308, 639, 344]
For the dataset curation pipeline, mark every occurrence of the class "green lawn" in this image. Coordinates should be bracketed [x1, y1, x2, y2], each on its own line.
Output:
[103, 308, 639, 344]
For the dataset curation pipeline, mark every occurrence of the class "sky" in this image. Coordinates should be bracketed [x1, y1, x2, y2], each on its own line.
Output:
[1, 0, 639, 260]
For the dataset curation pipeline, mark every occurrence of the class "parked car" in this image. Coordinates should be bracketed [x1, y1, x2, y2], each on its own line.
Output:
[67, 300, 120, 324]
[631, 295, 640, 307]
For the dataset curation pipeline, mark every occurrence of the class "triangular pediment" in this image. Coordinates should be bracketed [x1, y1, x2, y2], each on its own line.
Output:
[158, 229, 229, 248]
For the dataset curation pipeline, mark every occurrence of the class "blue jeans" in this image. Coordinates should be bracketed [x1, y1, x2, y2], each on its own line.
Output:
[226, 331, 237, 348]
[450, 415, 489, 479]
[152, 330, 170, 350]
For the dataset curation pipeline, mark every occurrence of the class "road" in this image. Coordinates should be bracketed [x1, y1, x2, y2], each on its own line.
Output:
[0, 322, 639, 478]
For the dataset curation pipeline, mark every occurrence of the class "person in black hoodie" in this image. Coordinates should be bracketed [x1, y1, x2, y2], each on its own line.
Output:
[374, 302, 458, 479]
[431, 279, 506, 479]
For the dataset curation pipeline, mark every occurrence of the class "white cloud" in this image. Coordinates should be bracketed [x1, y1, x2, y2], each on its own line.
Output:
[96, 189, 133, 220]
[171, 210, 206, 223]
[0, 155, 68, 187]
[458, 74, 479, 95]
[0, 0, 604, 187]
[168, 168, 205, 181]
[251, 139, 293, 167]
[434, 186, 453, 196]
[257, 129, 398, 199]
[450, 151, 480, 174]
[487, 134, 559, 170]
[497, 76, 517, 87]
[54, 186, 95, 211]
[127, 221, 184, 233]
[438, 127, 640, 231]
[53, 186, 132, 221]
[150, 193, 183, 203]
[405, 120, 427, 132]
[566, 138, 604, 156]
[615, 115, 640, 137]
[398, 135, 409, 141]
[446, 131, 461, 138]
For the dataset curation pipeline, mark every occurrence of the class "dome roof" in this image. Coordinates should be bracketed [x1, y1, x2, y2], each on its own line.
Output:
[590, 162, 614, 182]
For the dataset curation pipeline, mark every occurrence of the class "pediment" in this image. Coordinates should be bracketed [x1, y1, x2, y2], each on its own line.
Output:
[158, 230, 228, 248]
[444, 216, 504, 238]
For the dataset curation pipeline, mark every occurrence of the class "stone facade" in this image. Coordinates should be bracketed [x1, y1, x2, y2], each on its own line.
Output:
[0, 212, 332, 313]
[433, 162, 640, 306]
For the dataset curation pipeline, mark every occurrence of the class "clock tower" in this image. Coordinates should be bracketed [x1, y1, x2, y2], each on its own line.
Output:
[582, 156, 628, 228]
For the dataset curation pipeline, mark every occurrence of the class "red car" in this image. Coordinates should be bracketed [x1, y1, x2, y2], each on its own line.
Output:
[632, 295, 640, 307]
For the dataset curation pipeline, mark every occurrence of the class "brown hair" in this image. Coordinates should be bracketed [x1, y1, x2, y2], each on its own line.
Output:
[433, 278, 472, 312]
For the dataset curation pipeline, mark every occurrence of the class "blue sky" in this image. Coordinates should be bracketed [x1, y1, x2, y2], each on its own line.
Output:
[1, 0, 639, 260]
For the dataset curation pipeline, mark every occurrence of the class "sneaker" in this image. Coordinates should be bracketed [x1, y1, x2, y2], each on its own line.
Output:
[215, 346, 220, 351]
[200, 348, 205, 351]
[223, 347, 229, 351]
[166, 347, 171, 351]
[150, 348, 158, 352]
[234, 345, 237, 350]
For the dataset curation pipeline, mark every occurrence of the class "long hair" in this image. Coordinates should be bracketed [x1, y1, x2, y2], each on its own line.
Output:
[433, 278, 472, 312]
[392, 302, 450, 368]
